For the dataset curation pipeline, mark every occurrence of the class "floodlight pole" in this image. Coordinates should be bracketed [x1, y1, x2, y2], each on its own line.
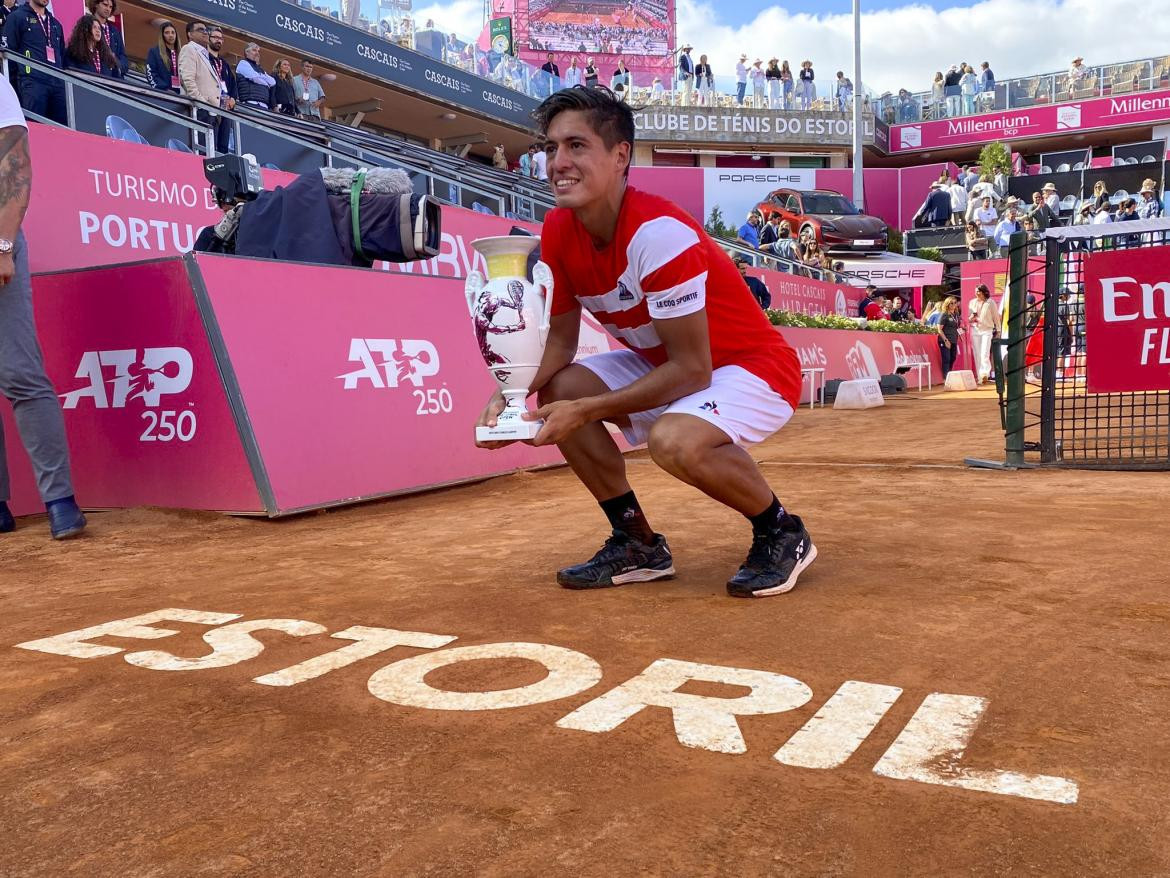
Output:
[851, 0, 865, 210]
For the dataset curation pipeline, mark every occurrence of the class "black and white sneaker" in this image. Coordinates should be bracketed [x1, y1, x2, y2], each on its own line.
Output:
[726, 515, 817, 598]
[557, 531, 675, 590]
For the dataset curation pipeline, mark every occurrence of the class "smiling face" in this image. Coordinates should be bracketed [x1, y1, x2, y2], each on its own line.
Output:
[544, 109, 629, 211]
[89, 18, 102, 42]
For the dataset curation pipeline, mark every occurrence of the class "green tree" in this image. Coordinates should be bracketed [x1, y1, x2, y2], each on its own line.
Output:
[705, 205, 735, 241]
[977, 141, 1012, 179]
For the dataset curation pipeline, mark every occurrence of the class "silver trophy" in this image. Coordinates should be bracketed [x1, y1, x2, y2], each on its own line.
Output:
[465, 236, 554, 441]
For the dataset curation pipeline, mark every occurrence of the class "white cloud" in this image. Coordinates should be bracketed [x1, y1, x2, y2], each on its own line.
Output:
[676, 0, 1170, 96]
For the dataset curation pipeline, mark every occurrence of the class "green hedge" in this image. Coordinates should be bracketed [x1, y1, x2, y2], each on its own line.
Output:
[764, 309, 937, 334]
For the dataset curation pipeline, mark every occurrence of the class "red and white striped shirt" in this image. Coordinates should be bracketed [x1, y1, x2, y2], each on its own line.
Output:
[544, 187, 801, 407]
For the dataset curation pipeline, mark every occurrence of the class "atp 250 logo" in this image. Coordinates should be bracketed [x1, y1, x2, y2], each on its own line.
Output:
[338, 339, 453, 416]
[60, 347, 197, 443]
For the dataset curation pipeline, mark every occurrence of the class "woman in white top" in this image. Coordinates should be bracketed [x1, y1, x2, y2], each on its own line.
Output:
[959, 64, 977, 115]
[650, 76, 665, 103]
[750, 59, 766, 107]
[931, 71, 945, 118]
[695, 54, 713, 105]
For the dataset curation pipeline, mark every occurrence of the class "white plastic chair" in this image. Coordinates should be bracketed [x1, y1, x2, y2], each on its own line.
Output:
[1055, 162, 1071, 173]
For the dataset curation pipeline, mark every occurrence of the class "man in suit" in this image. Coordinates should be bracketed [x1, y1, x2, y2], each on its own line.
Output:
[540, 53, 560, 97]
[678, 43, 694, 105]
[178, 21, 223, 152]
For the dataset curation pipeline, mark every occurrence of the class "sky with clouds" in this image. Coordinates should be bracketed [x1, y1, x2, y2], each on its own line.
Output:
[413, 0, 1170, 96]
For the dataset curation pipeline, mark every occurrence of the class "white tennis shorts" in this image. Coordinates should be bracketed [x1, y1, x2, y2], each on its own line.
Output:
[578, 349, 794, 448]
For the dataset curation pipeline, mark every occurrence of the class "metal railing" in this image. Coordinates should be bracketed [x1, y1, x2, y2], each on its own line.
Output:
[717, 237, 868, 286]
[4, 52, 556, 222]
[874, 52, 1170, 125]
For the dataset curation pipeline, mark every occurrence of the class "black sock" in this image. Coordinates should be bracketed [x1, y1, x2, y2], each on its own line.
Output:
[599, 490, 655, 544]
[748, 495, 795, 534]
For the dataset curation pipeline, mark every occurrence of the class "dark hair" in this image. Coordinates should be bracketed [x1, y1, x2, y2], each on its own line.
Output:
[67, 14, 117, 72]
[302, 57, 315, 66]
[976, 284, 990, 296]
[533, 85, 635, 177]
[186, 20, 206, 37]
[208, 25, 223, 36]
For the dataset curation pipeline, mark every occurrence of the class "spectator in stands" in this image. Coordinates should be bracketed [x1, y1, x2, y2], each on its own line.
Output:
[1091, 203, 1113, 225]
[975, 195, 998, 241]
[970, 173, 999, 206]
[206, 27, 237, 151]
[611, 60, 631, 98]
[780, 60, 794, 110]
[1090, 180, 1110, 213]
[532, 140, 549, 180]
[295, 58, 326, 119]
[584, 57, 599, 88]
[1028, 190, 1059, 231]
[888, 295, 912, 322]
[978, 61, 995, 111]
[1068, 56, 1088, 96]
[964, 220, 988, 260]
[930, 71, 945, 118]
[943, 65, 961, 117]
[1139, 183, 1163, 219]
[921, 300, 941, 327]
[64, 14, 118, 77]
[1041, 182, 1060, 216]
[835, 71, 852, 112]
[947, 176, 968, 226]
[734, 257, 770, 310]
[734, 53, 747, 106]
[936, 296, 963, 377]
[650, 76, 665, 102]
[0, 75, 86, 539]
[914, 180, 952, 229]
[970, 284, 999, 383]
[270, 59, 297, 116]
[1074, 202, 1093, 225]
[563, 57, 581, 88]
[236, 43, 274, 110]
[993, 203, 1022, 254]
[859, 286, 888, 320]
[3, 0, 68, 126]
[959, 63, 977, 115]
[541, 53, 560, 97]
[1021, 216, 1043, 254]
[519, 143, 536, 177]
[960, 165, 980, 190]
[736, 211, 761, 249]
[765, 58, 782, 109]
[85, 0, 127, 76]
[694, 53, 713, 106]
[179, 22, 223, 143]
[1116, 197, 1141, 247]
[677, 43, 694, 105]
[492, 144, 508, 171]
[146, 20, 182, 93]
[797, 60, 814, 110]
[750, 59, 766, 108]
[0, 0, 16, 31]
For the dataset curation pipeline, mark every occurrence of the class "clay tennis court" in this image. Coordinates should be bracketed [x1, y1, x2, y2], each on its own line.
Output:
[3, 389, 1169, 876]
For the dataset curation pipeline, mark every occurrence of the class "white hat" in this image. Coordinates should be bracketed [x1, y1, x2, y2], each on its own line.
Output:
[739, 53, 748, 61]
[681, 43, 693, 50]
[1141, 184, 1156, 194]
[753, 58, 762, 65]
[1072, 56, 1083, 63]
[1042, 182, 1057, 191]
[930, 180, 943, 188]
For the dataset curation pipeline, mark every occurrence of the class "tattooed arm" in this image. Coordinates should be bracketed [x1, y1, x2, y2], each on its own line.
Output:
[0, 125, 31, 286]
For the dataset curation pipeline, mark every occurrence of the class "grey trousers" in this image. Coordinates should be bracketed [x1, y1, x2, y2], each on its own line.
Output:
[0, 231, 74, 504]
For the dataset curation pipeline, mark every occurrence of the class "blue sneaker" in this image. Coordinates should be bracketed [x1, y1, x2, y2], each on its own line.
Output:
[0, 502, 14, 533]
[557, 531, 675, 590]
[47, 499, 87, 540]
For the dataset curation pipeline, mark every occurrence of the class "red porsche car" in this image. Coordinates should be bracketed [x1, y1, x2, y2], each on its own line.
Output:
[754, 188, 889, 254]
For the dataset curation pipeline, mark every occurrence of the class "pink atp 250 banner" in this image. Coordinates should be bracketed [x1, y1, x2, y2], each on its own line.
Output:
[890, 89, 1170, 153]
[1083, 244, 1170, 393]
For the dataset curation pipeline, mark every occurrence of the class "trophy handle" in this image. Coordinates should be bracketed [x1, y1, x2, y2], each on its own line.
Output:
[465, 270, 486, 316]
[532, 260, 554, 347]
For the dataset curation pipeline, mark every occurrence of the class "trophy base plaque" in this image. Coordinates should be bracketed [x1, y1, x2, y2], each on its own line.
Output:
[476, 405, 544, 442]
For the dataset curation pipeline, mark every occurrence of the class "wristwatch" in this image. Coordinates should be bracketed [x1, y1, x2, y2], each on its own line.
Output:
[0, 239, 12, 254]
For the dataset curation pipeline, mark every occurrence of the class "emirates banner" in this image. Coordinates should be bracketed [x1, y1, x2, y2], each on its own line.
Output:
[1083, 245, 1170, 393]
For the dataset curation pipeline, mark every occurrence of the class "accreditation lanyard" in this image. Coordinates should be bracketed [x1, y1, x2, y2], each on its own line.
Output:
[37, 13, 55, 64]
[92, 47, 101, 73]
[170, 50, 179, 89]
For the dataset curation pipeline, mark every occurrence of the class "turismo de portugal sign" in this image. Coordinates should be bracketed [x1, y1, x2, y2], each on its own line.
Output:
[1083, 244, 1170, 393]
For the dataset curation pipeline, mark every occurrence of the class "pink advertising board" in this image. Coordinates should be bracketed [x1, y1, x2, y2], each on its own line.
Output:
[746, 264, 862, 316]
[781, 325, 943, 395]
[193, 254, 574, 514]
[889, 90, 1170, 154]
[3, 259, 262, 516]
